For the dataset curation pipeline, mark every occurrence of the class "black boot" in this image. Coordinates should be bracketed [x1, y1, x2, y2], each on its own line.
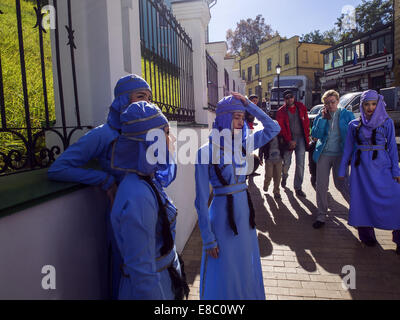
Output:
[312, 221, 325, 229]
[281, 177, 287, 188]
[362, 239, 377, 247]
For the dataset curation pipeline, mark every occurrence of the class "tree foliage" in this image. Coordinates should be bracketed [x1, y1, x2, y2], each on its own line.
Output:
[226, 15, 277, 57]
[301, 0, 393, 45]
[300, 29, 339, 45]
[336, 0, 393, 41]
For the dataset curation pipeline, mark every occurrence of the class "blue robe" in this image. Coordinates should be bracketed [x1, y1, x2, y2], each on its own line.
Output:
[110, 173, 182, 300]
[195, 102, 281, 300]
[339, 118, 400, 230]
[47, 123, 123, 187]
[47, 123, 123, 299]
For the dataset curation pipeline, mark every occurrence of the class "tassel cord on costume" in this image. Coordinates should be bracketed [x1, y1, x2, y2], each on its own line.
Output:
[355, 117, 387, 166]
[355, 119, 363, 167]
[372, 129, 378, 160]
[213, 164, 238, 236]
[141, 175, 174, 256]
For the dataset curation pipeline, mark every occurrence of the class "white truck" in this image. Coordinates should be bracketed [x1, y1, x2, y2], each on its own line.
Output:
[269, 75, 313, 114]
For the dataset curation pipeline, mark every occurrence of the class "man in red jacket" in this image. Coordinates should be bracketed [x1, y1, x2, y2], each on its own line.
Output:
[276, 90, 310, 197]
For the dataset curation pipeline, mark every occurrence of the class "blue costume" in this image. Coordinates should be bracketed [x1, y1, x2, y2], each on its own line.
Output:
[47, 74, 153, 299]
[110, 101, 187, 300]
[195, 96, 281, 300]
[339, 90, 400, 247]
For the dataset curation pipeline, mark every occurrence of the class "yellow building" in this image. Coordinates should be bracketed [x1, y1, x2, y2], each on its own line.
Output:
[394, 0, 400, 86]
[236, 36, 330, 105]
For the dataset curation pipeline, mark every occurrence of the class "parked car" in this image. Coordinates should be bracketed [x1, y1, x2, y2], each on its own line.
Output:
[308, 92, 362, 127]
[308, 104, 324, 127]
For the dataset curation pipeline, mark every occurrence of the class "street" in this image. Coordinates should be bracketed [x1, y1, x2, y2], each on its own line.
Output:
[182, 156, 400, 300]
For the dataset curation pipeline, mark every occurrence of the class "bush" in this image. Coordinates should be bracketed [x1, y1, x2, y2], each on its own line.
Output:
[0, 0, 55, 158]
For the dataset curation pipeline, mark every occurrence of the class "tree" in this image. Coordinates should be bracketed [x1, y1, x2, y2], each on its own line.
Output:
[226, 15, 277, 57]
[300, 29, 339, 45]
[336, 0, 393, 41]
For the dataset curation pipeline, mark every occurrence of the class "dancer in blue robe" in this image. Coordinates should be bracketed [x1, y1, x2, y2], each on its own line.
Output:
[47, 75, 173, 299]
[110, 101, 188, 300]
[339, 90, 400, 254]
[195, 92, 281, 300]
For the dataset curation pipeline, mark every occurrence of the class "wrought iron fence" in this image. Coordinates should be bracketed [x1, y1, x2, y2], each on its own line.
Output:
[0, 0, 91, 176]
[139, 0, 195, 122]
[206, 51, 218, 111]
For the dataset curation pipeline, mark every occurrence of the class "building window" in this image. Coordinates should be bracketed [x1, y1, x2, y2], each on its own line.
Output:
[255, 64, 259, 76]
[247, 67, 252, 81]
[285, 53, 290, 65]
[233, 80, 236, 92]
[267, 58, 272, 71]
[325, 49, 343, 69]
[248, 88, 252, 96]
[314, 51, 320, 64]
[268, 82, 272, 92]
[242, 70, 245, 80]
[303, 50, 309, 63]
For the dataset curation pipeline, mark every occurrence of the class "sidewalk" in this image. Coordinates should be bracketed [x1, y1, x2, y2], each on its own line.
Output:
[181, 157, 400, 300]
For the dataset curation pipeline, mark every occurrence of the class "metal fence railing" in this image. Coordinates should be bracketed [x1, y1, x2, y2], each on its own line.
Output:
[206, 51, 218, 111]
[139, 0, 195, 122]
[0, 0, 91, 176]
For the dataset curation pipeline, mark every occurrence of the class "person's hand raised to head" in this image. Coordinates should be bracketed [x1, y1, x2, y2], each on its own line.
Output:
[231, 92, 249, 106]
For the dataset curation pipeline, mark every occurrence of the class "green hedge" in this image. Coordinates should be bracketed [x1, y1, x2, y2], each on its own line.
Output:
[0, 0, 55, 156]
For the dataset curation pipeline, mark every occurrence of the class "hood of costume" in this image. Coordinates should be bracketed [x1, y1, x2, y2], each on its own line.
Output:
[107, 74, 152, 130]
[211, 96, 249, 148]
[111, 101, 177, 187]
[359, 90, 389, 140]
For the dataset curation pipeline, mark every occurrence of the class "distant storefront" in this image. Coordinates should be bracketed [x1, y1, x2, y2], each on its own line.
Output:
[320, 24, 395, 94]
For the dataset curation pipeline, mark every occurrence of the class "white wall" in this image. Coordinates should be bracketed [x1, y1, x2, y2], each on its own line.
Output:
[166, 126, 204, 253]
[49, 0, 142, 139]
[0, 187, 109, 299]
[206, 42, 228, 101]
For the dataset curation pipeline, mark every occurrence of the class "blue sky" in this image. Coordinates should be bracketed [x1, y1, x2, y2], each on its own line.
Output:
[208, 0, 363, 42]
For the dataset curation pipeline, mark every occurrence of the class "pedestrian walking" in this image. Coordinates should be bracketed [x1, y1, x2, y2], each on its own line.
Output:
[311, 90, 354, 229]
[194, 92, 281, 300]
[246, 94, 259, 130]
[110, 101, 189, 299]
[259, 134, 285, 200]
[276, 90, 310, 197]
[338, 90, 400, 254]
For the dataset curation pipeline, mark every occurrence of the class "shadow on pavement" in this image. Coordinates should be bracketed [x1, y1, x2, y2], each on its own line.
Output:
[248, 176, 400, 300]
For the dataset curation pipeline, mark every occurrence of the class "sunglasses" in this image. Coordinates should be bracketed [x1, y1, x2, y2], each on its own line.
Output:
[284, 95, 294, 99]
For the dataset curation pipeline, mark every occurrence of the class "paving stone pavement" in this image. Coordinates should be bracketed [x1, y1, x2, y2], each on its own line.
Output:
[181, 156, 400, 300]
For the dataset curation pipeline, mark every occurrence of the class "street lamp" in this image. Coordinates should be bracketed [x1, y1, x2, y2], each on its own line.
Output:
[276, 64, 281, 109]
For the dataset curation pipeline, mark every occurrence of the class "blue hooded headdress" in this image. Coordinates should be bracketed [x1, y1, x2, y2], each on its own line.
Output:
[107, 74, 152, 130]
[210, 96, 249, 148]
[111, 101, 177, 187]
[359, 90, 389, 140]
